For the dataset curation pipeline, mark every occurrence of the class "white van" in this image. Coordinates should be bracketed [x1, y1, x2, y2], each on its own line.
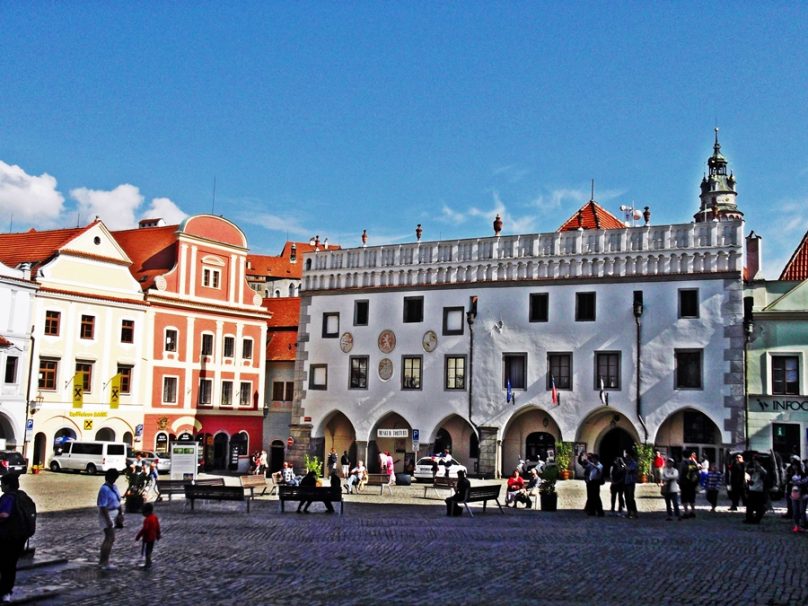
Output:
[49, 441, 128, 474]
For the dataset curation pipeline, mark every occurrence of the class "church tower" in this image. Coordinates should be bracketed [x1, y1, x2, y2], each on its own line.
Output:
[694, 128, 743, 222]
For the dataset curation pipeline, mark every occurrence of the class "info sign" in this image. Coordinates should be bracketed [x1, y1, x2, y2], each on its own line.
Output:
[170, 442, 199, 481]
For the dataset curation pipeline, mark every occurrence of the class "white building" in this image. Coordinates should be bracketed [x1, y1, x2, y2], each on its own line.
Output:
[0, 261, 37, 453]
[291, 138, 748, 477]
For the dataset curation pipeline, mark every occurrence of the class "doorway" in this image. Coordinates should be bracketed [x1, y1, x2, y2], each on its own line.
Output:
[598, 427, 635, 476]
[525, 432, 556, 464]
[270, 440, 285, 473]
[213, 433, 229, 470]
[773, 423, 801, 462]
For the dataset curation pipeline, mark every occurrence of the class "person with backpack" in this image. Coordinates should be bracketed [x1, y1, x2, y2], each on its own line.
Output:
[0, 473, 36, 602]
[679, 451, 700, 519]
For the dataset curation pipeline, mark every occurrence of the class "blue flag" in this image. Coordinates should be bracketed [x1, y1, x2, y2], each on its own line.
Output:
[506, 378, 512, 403]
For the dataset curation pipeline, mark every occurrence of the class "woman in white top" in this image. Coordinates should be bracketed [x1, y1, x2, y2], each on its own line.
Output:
[661, 458, 681, 521]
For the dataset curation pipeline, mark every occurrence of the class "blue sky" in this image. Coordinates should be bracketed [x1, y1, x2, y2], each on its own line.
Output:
[2, 3, 807, 277]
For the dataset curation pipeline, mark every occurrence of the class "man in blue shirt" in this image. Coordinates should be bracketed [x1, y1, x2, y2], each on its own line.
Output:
[97, 468, 122, 570]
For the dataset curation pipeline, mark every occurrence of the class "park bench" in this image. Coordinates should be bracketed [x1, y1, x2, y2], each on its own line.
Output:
[278, 485, 343, 515]
[423, 475, 456, 499]
[184, 483, 249, 512]
[240, 474, 271, 500]
[159, 477, 225, 502]
[460, 484, 505, 518]
[362, 473, 395, 496]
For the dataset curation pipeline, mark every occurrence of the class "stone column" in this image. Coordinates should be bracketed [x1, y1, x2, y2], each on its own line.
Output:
[477, 426, 500, 479]
[354, 441, 368, 467]
[287, 423, 312, 473]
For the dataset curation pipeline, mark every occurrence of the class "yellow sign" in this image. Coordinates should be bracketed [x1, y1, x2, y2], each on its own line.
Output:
[109, 374, 121, 409]
[72, 371, 84, 409]
[83, 419, 93, 430]
[69, 411, 107, 418]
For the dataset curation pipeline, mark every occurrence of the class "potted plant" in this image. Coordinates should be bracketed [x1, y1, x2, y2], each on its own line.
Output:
[539, 462, 559, 511]
[634, 443, 655, 483]
[124, 466, 148, 513]
[304, 454, 323, 486]
[554, 442, 573, 480]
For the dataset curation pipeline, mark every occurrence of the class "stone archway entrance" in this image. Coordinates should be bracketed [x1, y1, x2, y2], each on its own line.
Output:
[501, 408, 562, 476]
[598, 427, 635, 477]
[368, 413, 412, 473]
[656, 408, 723, 466]
[322, 412, 356, 476]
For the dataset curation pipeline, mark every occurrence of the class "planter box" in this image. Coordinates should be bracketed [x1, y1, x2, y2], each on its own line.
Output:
[540, 493, 558, 512]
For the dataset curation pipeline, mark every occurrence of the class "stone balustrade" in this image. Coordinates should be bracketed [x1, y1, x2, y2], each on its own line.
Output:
[302, 220, 744, 292]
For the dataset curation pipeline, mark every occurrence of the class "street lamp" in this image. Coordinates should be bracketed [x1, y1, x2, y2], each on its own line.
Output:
[633, 291, 649, 443]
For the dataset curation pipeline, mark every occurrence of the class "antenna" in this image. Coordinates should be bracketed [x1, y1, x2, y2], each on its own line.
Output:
[8, 214, 12, 233]
[590, 179, 595, 201]
[211, 177, 217, 214]
[76, 211, 80, 227]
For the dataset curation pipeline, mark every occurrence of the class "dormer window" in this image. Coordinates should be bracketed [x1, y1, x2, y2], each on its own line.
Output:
[202, 268, 221, 289]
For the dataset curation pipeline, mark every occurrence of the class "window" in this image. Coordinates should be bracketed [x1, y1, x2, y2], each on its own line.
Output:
[350, 356, 369, 389]
[284, 381, 294, 401]
[4, 357, 19, 384]
[772, 356, 799, 395]
[75, 361, 94, 392]
[272, 381, 285, 401]
[198, 378, 212, 405]
[445, 355, 466, 390]
[117, 364, 133, 394]
[202, 268, 220, 289]
[272, 381, 294, 401]
[39, 358, 58, 390]
[402, 356, 422, 390]
[221, 381, 233, 405]
[529, 293, 549, 322]
[201, 334, 214, 357]
[80, 314, 95, 339]
[44, 310, 61, 336]
[120, 319, 134, 344]
[548, 353, 572, 390]
[575, 292, 596, 321]
[403, 297, 424, 323]
[503, 353, 527, 390]
[239, 382, 252, 406]
[164, 329, 178, 352]
[309, 364, 327, 390]
[162, 377, 178, 404]
[674, 350, 702, 389]
[354, 300, 369, 326]
[442, 307, 464, 336]
[595, 352, 620, 389]
[223, 336, 235, 358]
[242, 338, 253, 360]
[679, 289, 699, 318]
[322, 313, 339, 338]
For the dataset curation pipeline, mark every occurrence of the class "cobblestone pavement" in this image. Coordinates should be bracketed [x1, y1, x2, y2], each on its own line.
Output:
[9, 472, 808, 605]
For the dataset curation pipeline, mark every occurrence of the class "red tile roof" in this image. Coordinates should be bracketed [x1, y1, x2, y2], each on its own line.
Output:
[0, 223, 98, 269]
[112, 225, 178, 289]
[780, 230, 808, 281]
[558, 200, 625, 232]
[247, 241, 341, 280]
[266, 331, 297, 361]
[262, 297, 300, 327]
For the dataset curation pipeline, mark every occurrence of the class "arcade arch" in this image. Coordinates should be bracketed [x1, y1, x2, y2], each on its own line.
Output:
[368, 412, 412, 473]
[501, 407, 562, 476]
[428, 414, 478, 471]
[655, 408, 723, 466]
[575, 409, 640, 478]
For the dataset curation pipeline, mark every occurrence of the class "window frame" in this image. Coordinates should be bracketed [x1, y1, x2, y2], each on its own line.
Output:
[202, 267, 221, 289]
[198, 378, 213, 405]
[44, 310, 61, 336]
[444, 355, 467, 391]
[322, 313, 340, 338]
[349, 355, 369, 390]
[120, 319, 135, 344]
[242, 338, 254, 360]
[117, 364, 133, 394]
[442, 307, 465, 336]
[80, 314, 95, 339]
[3, 356, 19, 384]
[575, 292, 596, 322]
[201, 333, 214, 357]
[403, 296, 424, 323]
[594, 352, 621, 390]
[402, 355, 423, 390]
[239, 381, 252, 406]
[223, 336, 235, 358]
[272, 381, 285, 401]
[674, 349, 703, 390]
[529, 293, 549, 323]
[309, 364, 328, 390]
[162, 376, 179, 404]
[503, 353, 527, 390]
[547, 352, 572, 390]
[75, 360, 94, 393]
[771, 355, 800, 395]
[354, 300, 369, 326]
[39, 358, 59, 390]
[678, 289, 700, 319]
[164, 328, 178, 353]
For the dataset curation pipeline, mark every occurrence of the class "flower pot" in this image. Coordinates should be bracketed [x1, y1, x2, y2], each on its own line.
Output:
[540, 493, 558, 512]
[639, 473, 649, 484]
[560, 469, 572, 481]
[31, 467, 41, 475]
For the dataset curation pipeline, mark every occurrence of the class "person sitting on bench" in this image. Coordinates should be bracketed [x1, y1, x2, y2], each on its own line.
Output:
[345, 461, 366, 494]
[445, 469, 471, 516]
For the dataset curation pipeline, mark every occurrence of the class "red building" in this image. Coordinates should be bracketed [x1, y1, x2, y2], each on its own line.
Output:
[113, 216, 269, 472]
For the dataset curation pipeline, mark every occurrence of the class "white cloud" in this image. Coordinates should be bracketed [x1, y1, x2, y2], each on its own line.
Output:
[531, 187, 588, 212]
[0, 161, 65, 226]
[492, 164, 531, 183]
[70, 184, 143, 231]
[440, 204, 467, 224]
[238, 211, 311, 237]
[142, 197, 188, 225]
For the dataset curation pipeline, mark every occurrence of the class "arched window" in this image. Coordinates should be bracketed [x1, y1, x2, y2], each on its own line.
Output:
[95, 428, 115, 442]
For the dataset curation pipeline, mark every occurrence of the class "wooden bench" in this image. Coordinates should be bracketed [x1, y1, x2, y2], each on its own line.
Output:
[460, 484, 505, 517]
[362, 473, 395, 495]
[423, 475, 456, 499]
[184, 484, 249, 512]
[240, 474, 271, 500]
[278, 486, 343, 515]
[158, 477, 225, 502]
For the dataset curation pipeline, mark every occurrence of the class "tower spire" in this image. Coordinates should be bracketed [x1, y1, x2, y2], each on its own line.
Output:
[694, 128, 743, 223]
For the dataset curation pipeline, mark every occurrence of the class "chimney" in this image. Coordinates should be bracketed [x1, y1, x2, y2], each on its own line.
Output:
[19, 262, 32, 280]
[746, 231, 762, 280]
[290, 243, 297, 263]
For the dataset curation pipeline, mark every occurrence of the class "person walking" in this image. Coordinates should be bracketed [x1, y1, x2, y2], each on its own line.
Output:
[705, 465, 723, 512]
[679, 452, 700, 519]
[728, 453, 746, 511]
[340, 451, 351, 479]
[653, 450, 665, 484]
[624, 450, 639, 519]
[609, 457, 626, 515]
[97, 468, 123, 570]
[744, 456, 768, 524]
[661, 458, 681, 521]
[0, 474, 30, 602]
[327, 448, 338, 478]
[134, 502, 161, 569]
[788, 462, 806, 533]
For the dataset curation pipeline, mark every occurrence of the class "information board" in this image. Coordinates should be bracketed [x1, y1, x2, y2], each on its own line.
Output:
[170, 442, 199, 481]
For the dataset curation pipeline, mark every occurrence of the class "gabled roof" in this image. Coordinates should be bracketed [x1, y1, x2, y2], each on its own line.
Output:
[247, 241, 341, 281]
[112, 225, 178, 289]
[0, 222, 98, 270]
[262, 297, 300, 327]
[557, 201, 625, 232]
[266, 331, 297, 361]
[780, 230, 808, 281]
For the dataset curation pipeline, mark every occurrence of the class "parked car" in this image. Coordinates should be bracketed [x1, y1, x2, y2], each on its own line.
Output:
[724, 449, 784, 501]
[126, 448, 171, 474]
[49, 441, 128, 474]
[413, 456, 468, 482]
[0, 451, 27, 475]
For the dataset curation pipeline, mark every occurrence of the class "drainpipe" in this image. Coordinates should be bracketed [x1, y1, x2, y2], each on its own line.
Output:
[633, 292, 649, 443]
[743, 297, 754, 450]
[22, 326, 36, 462]
[465, 305, 478, 432]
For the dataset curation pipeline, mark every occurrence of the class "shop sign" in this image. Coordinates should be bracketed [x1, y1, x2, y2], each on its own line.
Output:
[69, 411, 108, 418]
[754, 396, 808, 413]
[377, 429, 408, 438]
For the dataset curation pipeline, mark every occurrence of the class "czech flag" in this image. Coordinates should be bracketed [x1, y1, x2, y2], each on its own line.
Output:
[551, 375, 558, 405]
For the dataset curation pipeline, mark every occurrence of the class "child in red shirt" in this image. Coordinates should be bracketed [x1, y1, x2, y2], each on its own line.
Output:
[135, 502, 161, 569]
